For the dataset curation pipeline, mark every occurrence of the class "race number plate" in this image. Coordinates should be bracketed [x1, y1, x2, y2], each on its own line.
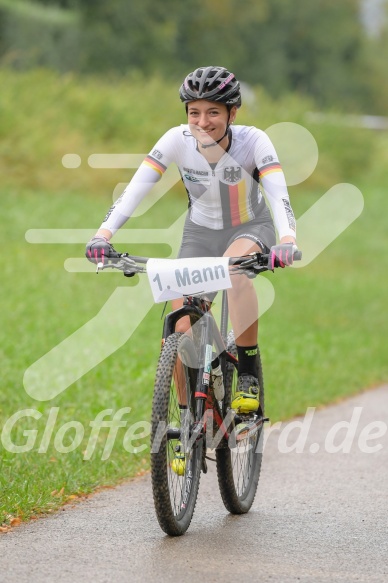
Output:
[146, 257, 232, 303]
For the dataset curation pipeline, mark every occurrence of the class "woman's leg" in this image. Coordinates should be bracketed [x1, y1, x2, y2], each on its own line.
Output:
[224, 237, 262, 348]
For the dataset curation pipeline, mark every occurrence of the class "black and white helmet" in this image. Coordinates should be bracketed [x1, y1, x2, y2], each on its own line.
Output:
[179, 66, 242, 108]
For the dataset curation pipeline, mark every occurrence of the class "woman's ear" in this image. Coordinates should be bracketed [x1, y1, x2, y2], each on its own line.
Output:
[229, 105, 238, 124]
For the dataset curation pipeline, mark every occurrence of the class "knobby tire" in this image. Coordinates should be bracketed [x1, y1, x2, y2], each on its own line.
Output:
[216, 330, 264, 514]
[151, 332, 202, 536]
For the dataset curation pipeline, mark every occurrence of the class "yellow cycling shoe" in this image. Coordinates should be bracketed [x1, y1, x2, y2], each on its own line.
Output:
[171, 444, 186, 476]
[231, 375, 260, 414]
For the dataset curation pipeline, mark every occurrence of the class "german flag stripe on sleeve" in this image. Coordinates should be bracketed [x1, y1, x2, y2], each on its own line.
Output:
[143, 155, 167, 176]
[259, 162, 283, 178]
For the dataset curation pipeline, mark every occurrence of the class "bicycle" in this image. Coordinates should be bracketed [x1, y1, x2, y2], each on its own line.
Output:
[96, 249, 301, 536]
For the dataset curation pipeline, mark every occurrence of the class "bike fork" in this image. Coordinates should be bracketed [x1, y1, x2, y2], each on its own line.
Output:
[192, 312, 213, 444]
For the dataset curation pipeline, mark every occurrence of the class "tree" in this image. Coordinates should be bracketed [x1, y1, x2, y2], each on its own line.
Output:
[1, 0, 386, 113]
[76, 0, 179, 74]
[175, 0, 372, 110]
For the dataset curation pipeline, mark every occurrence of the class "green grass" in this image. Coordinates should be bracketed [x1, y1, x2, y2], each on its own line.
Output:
[0, 68, 387, 526]
[0, 67, 382, 194]
[261, 187, 388, 417]
[0, 187, 178, 523]
[1, 182, 387, 525]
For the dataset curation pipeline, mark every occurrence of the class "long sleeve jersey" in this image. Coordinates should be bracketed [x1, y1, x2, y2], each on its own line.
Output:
[100, 124, 296, 239]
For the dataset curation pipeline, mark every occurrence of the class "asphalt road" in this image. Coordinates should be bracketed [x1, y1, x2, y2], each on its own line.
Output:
[1, 385, 387, 583]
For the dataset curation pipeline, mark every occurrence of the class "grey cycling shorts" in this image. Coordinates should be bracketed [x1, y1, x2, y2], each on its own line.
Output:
[177, 206, 276, 260]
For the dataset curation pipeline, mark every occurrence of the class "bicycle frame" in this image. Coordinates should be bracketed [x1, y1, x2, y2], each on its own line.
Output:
[162, 289, 238, 447]
[96, 249, 301, 535]
[97, 249, 299, 446]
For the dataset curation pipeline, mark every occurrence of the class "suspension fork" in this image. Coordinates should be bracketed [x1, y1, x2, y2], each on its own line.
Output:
[192, 311, 214, 439]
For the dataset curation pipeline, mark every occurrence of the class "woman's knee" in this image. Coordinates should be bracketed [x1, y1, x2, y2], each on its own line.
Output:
[175, 315, 191, 334]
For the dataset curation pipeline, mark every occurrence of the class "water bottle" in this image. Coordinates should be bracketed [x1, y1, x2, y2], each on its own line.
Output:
[211, 360, 225, 401]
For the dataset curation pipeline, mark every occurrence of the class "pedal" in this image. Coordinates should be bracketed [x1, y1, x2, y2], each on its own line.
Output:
[235, 416, 265, 441]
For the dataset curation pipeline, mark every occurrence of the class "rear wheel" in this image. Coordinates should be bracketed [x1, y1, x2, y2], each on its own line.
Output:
[216, 330, 264, 514]
[151, 332, 202, 536]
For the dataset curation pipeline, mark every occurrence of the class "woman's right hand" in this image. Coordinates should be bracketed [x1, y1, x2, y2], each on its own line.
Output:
[85, 236, 118, 264]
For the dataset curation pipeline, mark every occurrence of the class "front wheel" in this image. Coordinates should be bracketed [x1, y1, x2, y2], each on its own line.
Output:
[216, 330, 264, 514]
[151, 332, 203, 536]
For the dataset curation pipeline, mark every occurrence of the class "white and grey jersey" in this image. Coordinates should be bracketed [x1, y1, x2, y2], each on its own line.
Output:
[100, 124, 296, 239]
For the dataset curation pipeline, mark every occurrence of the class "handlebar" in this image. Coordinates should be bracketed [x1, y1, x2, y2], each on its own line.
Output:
[96, 249, 302, 277]
[229, 249, 302, 277]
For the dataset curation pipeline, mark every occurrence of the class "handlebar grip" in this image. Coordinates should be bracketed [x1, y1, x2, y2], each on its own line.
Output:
[293, 250, 302, 261]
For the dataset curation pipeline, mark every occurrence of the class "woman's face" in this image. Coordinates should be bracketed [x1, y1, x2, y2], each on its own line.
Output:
[187, 100, 237, 146]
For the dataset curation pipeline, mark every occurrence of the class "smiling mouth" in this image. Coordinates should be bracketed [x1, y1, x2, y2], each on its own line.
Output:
[196, 129, 215, 136]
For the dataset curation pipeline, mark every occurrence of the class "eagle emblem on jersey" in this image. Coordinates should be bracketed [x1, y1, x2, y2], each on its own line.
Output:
[224, 166, 242, 183]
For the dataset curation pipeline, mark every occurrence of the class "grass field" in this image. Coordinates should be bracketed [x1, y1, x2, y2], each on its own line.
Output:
[1, 69, 387, 526]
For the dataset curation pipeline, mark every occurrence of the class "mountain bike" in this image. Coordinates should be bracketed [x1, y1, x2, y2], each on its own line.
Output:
[96, 249, 301, 536]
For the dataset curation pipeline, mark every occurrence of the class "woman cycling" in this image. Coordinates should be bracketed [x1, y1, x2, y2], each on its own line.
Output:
[86, 66, 298, 414]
